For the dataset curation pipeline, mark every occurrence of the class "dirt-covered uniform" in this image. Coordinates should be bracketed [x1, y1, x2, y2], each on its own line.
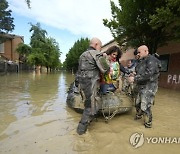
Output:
[76, 47, 109, 134]
[134, 54, 161, 128]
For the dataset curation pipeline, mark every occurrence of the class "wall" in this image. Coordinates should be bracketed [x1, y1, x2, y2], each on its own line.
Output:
[3, 39, 12, 60]
[1, 36, 23, 61]
[12, 37, 23, 61]
[157, 42, 180, 90]
[101, 40, 119, 52]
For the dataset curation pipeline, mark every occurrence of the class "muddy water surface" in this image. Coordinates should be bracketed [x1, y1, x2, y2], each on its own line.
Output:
[0, 72, 180, 154]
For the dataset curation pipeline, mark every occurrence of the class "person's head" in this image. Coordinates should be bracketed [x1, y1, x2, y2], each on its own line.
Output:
[134, 49, 140, 59]
[127, 59, 132, 68]
[137, 45, 149, 59]
[89, 37, 102, 51]
[105, 45, 122, 62]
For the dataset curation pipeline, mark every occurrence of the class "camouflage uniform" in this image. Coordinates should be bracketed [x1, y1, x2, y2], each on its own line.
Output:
[134, 55, 161, 128]
[76, 47, 109, 135]
[122, 63, 136, 94]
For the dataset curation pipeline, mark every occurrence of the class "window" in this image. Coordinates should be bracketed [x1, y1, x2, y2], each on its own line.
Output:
[0, 43, 4, 53]
[159, 54, 169, 72]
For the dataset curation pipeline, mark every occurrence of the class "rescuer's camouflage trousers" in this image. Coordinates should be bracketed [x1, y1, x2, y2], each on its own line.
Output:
[77, 76, 100, 135]
[135, 82, 158, 127]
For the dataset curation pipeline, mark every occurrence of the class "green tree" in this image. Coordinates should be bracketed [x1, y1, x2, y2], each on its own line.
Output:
[149, 0, 180, 41]
[43, 37, 61, 72]
[28, 23, 47, 67]
[0, 0, 14, 43]
[27, 49, 46, 66]
[16, 43, 32, 62]
[64, 38, 89, 72]
[29, 22, 47, 48]
[27, 23, 61, 71]
[103, 0, 180, 53]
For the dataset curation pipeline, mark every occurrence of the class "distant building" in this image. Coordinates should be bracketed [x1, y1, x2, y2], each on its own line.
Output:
[102, 39, 180, 90]
[101, 40, 119, 52]
[0, 33, 24, 62]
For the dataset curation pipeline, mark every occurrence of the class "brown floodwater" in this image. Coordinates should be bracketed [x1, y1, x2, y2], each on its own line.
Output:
[0, 72, 180, 154]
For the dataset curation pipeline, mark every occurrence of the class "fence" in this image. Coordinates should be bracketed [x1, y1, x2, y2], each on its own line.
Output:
[0, 61, 33, 73]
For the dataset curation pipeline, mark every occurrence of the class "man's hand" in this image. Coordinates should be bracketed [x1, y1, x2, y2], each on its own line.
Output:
[103, 52, 107, 57]
[128, 76, 134, 83]
[129, 71, 136, 77]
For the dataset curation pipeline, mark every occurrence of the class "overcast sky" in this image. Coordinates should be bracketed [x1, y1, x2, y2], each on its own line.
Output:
[7, 0, 119, 62]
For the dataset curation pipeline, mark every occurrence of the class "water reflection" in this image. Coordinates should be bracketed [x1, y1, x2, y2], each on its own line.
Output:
[0, 72, 75, 132]
[28, 73, 59, 116]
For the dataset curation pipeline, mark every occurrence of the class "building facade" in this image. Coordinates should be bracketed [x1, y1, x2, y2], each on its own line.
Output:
[0, 34, 24, 62]
[0, 34, 24, 73]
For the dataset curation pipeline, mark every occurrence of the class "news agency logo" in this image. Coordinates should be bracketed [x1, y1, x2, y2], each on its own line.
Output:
[130, 132, 180, 148]
[129, 132, 144, 148]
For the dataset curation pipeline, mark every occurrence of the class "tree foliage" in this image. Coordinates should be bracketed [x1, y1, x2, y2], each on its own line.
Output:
[16, 43, 32, 55]
[103, 0, 180, 53]
[16, 43, 32, 62]
[29, 22, 47, 48]
[149, 0, 180, 41]
[0, 0, 14, 43]
[17, 23, 61, 71]
[25, 0, 31, 8]
[42, 37, 61, 70]
[27, 23, 47, 66]
[64, 38, 90, 72]
[0, 0, 14, 33]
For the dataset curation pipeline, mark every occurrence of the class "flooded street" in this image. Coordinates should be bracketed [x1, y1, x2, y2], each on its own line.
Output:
[0, 72, 180, 154]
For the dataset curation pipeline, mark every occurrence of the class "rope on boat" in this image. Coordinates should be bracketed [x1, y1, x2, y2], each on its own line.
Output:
[101, 96, 119, 123]
[101, 92, 133, 123]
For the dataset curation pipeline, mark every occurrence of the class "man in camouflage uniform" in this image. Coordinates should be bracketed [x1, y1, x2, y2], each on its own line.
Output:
[76, 37, 109, 135]
[129, 45, 161, 128]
